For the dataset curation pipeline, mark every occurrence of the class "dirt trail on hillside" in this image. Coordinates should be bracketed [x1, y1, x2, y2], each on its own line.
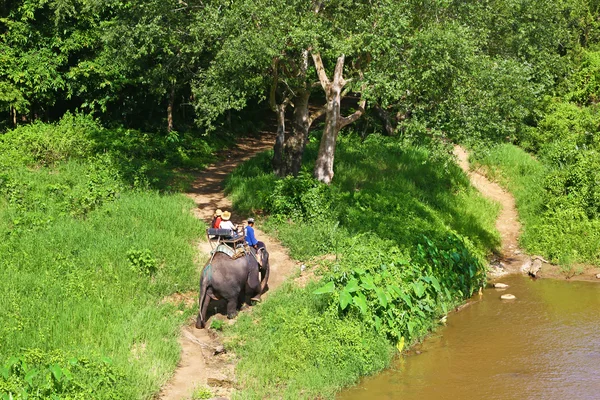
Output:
[453, 145, 600, 281]
[453, 146, 528, 275]
[158, 134, 300, 400]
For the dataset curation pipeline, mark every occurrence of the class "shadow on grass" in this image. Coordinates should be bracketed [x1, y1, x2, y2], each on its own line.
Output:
[227, 134, 500, 255]
[88, 128, 237, 192]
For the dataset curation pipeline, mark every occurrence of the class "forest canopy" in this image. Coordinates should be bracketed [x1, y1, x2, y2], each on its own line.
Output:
[2, 0, 600, 181]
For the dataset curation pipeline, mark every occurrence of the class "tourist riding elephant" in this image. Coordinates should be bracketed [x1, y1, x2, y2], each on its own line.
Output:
[195, 242, 269, 329]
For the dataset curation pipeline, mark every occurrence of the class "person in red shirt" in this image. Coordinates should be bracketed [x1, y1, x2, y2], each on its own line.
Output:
[211, 209, 223, 229]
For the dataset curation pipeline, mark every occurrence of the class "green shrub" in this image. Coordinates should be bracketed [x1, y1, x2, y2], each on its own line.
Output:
[0, 113, 97, 168]
[266, 172, 339, 222]
[0, 117, 208, 399]
[128, 249, 158, 277]
[474, 142, 600, 264]
[0, 349, 127, 400]
[313, 233, 485, 344]
[225, 132, 498, 399]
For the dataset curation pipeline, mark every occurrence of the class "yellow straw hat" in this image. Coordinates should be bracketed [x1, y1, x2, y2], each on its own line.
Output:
[215, 209, 223, 216]
[221, 211, 231, 221]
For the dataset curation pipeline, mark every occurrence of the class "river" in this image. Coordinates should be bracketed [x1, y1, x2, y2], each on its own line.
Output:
[339, 276, 600, 400]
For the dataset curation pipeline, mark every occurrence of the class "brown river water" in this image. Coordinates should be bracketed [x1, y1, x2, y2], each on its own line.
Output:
[339, 276, 600, 400]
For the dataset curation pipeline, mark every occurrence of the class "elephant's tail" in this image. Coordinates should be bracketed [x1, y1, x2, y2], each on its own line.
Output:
[195, 263, 213, 329]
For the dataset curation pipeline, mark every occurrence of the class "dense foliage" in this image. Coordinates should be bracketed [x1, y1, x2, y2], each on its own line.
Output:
[3, 0, 600, 398]
[474, 48, 600, 266]
[223, 134, 497, 398]
[0, 116, 217, 399]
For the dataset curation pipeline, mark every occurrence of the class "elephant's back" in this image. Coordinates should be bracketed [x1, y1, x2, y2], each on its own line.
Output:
[209, 253, 251, 285]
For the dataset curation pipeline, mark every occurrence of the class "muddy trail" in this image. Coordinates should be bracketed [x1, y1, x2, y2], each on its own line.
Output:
[454, 145, 600, 281]
[159, 133, 300, 400]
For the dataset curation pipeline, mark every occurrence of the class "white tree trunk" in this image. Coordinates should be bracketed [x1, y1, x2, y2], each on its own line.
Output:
[312, 53, 365, 184]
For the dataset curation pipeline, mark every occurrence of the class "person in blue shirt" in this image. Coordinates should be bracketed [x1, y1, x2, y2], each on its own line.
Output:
[245, 218, 259, 249]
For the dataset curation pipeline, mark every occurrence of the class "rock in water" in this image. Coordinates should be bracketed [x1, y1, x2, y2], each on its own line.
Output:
[530, 259, 542, 277]
[501, 294, 516, 300]
[494, 283, 509, 288]
[521, 257, 542, 278]
[521, 258, 532, 274]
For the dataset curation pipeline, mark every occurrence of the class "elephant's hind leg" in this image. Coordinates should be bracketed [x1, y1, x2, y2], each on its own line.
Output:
[226, 297, 238, 320]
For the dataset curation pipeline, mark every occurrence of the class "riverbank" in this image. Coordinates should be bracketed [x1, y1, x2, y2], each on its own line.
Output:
[465, 144, 600, 281]
[208, 134, 500, 399]
[339, 274, 600, 400]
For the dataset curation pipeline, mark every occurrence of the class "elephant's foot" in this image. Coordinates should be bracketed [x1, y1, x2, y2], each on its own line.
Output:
[227, 311, 238, 320]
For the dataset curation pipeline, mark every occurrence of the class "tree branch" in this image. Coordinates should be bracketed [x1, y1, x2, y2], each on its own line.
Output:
[339, 98, 366, 129]
[309, 106, 326, 125]
[333, 54, 346, 86]
[311, 52, 330, 91]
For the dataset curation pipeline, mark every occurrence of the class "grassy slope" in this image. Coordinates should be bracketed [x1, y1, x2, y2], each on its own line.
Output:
[223, 134, 500, 399]
[473, 143, 600, 265]
[0, 118, 209, 399]
[228, 135, 500, 259]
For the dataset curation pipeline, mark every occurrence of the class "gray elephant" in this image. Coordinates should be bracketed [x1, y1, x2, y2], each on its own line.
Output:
[195, 243, 269, 329]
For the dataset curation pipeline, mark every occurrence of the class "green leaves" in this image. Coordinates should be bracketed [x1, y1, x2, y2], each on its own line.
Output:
[411, 281, 426, 298]
[310, 233, 485, 345]
[339, 289, 353, 311]
[374, 288, 388, 308]
[352, 292, 368, 315]
[313, 281, 335, 295]
[0, 351, 123, 399]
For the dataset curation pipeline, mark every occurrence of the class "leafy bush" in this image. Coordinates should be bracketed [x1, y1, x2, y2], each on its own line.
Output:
[0, 350, 126, 400]
[128, 249, 158, 276]
[266, 172, 339, 222]
[314, 233, 485, 344]
[0, 113, 97, 168]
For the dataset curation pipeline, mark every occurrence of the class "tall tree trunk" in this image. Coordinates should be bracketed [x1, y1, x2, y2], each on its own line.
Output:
[312, 53, 366, 184]
[272, 101, 288, 176]
[272, 51, 325, 177]
[270, 57, 290, 176]
[274, 91, 321, 177]
[12, 107, 16, 126]
[284, 90, 310, 176]
[167, 87, 175, 132]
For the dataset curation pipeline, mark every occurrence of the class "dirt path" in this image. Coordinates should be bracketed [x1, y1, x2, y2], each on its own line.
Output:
[158, 134, 300, 400]
[453, 145, 600, 281]
[453, 146, 529, 275]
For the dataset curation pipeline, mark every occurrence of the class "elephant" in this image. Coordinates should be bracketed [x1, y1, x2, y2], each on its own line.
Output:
[195, 242, 269, 329]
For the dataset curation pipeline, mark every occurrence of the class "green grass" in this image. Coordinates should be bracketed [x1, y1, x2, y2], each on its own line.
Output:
[0, 116, 210, 399]
[227, 282, 393, 400]
[473, 143, 600, 265]
[227, 134, 500, 259]
[222, 132, 501, 399]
